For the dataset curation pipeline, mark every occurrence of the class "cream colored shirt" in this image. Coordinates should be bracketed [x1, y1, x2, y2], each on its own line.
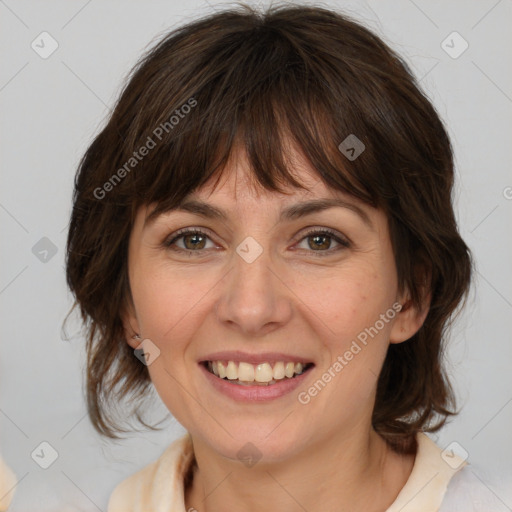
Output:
[107, 432, 495, 512]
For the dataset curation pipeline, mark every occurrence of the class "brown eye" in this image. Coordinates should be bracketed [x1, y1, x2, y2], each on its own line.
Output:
[182, 232, 207, 250]
[295, 228, 350, 256]
[164, 229, 215, 253]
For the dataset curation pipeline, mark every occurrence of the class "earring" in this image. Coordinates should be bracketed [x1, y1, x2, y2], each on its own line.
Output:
[132, 334, 141, 340]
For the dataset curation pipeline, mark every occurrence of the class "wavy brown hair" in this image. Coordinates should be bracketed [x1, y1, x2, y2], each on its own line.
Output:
[65, 3, 472, 454]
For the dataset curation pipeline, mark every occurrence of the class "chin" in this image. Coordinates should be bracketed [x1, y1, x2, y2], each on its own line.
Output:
[197, 420, 308, 465]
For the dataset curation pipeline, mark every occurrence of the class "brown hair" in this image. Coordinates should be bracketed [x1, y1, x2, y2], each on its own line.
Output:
[65, 3, 472, 453]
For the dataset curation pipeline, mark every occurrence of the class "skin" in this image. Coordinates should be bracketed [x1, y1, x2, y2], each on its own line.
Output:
[123, 144, 430, 511]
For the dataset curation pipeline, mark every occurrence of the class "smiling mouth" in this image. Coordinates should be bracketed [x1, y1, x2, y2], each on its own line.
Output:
[202, 360, 315, 386]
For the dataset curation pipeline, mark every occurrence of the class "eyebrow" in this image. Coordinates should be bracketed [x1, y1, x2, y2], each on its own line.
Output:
[145, 197, 373, 229]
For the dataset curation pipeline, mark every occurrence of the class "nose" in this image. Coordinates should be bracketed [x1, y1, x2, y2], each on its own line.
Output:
[214, 244, 293, 337]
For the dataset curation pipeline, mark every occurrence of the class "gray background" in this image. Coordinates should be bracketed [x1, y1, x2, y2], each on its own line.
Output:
[1, 0, 511, 510]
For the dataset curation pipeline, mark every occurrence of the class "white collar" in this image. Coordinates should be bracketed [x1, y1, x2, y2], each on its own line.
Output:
[385, 433, 467, 512]
[108, 432, 467, 512]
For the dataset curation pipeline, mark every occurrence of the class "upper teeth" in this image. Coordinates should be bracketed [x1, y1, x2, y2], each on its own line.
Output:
[208, 361, 306, 383]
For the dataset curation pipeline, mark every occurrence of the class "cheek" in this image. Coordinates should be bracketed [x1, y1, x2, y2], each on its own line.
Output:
[301, 267, 398, 408]
[130, 266, 213, 423]
[132, 263, 213, 340]
[293, 263, 397, 346]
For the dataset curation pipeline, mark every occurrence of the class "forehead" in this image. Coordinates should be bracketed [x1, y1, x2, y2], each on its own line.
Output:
[154, 142, 345, 212]
[140, 145, 376, 232]
[200, 152, 322, 203]
[139, 126, 383, 231]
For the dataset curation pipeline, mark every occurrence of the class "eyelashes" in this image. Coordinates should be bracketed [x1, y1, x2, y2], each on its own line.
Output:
[162, 227, 350, 257]
[291, 227, 350, 255]
[163, 228, 217, 253]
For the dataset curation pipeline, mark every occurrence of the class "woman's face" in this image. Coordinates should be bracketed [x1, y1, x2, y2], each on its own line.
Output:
[124, 147, 425, 462]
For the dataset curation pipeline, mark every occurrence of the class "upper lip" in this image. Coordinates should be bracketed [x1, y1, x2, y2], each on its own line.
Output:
[199, 351, 314, 365]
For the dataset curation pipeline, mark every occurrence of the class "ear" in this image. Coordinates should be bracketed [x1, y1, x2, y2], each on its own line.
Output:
[120, 296, 141, 349]
[389, 265, 432, 344]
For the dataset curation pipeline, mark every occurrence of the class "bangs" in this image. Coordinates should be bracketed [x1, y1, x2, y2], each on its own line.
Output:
[110, 19, 386, 223]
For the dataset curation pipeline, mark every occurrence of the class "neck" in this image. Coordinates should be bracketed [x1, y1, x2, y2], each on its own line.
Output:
[185, 425, 415, 512]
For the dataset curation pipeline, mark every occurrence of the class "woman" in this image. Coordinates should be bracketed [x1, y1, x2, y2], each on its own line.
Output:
[65, 4, 497, 510]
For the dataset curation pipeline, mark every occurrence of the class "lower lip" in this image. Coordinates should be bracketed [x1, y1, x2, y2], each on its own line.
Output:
[199, 363, 314, 402]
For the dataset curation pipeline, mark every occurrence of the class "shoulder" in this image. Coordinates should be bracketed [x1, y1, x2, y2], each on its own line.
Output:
[107, 433, 194, 512]
[0, 454, 17, 512]
[440, 464, 512, 512]
[385, 433, 469, 512]
[387, 433, 512, 512]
